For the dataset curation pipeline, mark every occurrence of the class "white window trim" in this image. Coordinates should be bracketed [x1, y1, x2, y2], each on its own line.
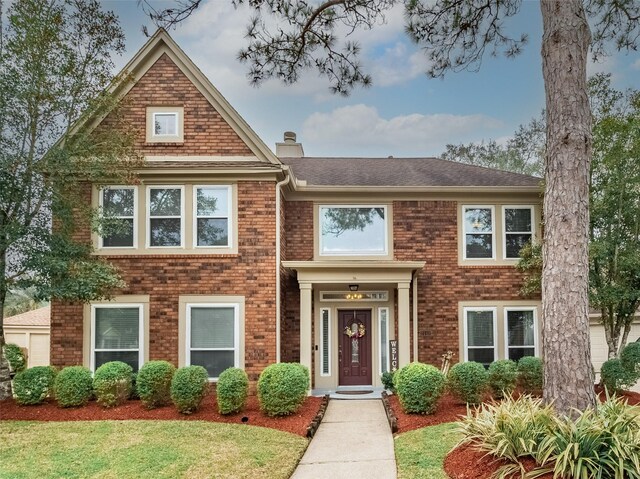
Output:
[98, 186, 137, 249]
[462, 205, 496, 260]
[504, 306, 539, 359]
[378, 307, 390, 375]
[90, 303, 144, 373]
[152, 111, 180, 138]
[320, 308, 331, 377]
[185, 303, 240, 381]
[463, 306, 498, 363]
[146, 185, 185, 249]
[502, 205, 535, 260]
[319, 204, 389, 256]
[193, 185, 232, 248]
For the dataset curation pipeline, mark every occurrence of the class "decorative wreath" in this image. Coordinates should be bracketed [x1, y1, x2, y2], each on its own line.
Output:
[344, 322, 366, 338]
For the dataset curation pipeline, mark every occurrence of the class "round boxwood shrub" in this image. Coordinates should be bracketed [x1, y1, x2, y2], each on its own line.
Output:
[54, 366, 93, 408]
[620, 342, 640, 377]
[487, 359, 518, 399]
[3, 343, 26, 373]
[517, 356, 544, 394]
[394, 362, 446, 414]
[217, 367, 249, 415]
[13, 366, 57, 405]
[136, 360, 176, 409]
[601, 358, 637, 393]
[258, 362, 309, 417]
[447, 361, 488, 405]
[93, 361, 133, 408]
[171, 365, 209, 414]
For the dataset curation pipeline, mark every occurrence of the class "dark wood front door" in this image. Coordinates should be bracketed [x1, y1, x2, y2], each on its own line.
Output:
[338, 310, 372, 386]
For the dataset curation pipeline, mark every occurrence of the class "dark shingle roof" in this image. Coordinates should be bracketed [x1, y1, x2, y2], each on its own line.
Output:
[281, 157, 541, 187]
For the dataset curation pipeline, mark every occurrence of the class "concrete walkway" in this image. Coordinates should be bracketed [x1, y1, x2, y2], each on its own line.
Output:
[291, 399, 397, 479]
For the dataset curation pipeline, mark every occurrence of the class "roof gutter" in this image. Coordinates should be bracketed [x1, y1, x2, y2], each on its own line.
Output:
[275, 166, 291, 363]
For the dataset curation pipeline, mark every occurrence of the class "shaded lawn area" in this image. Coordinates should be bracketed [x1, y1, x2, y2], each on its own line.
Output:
[0, 420, 307, 479]
[395, 422, 461, 479]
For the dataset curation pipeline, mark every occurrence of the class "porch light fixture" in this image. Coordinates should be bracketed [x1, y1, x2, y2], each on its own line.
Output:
[349, 284, 359, 291]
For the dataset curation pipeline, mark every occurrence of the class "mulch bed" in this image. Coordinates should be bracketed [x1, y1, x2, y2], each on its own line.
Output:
[0, 394, 323, 437]
[388, 392, 472, 433]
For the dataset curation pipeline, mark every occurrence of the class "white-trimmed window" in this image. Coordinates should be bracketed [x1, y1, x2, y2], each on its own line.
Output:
[91, 304, 143, 372]
[186, 304, 239, 380]
[503, 206, 534, 259]
[505, 308, 537, 361]
[464, 307, 497, 367]
[153, 112, 178, 137]
[99, 186, 136, 248]
[194, 186, 231, 247]
[379, 307, 390, 375]
[147, 186, 184, 247]
[320, 308, 331, 376]
[319, 205, 388, 256]
[463, 206, 495, 259]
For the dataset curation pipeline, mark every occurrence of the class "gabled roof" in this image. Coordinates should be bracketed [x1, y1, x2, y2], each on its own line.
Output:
[281, 157, 541, 188]
[5, 306, 50, 327]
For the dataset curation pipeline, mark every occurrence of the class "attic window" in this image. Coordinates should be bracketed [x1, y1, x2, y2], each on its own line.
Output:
[146, 106, 184, 143]
[153, 113, 177, 136]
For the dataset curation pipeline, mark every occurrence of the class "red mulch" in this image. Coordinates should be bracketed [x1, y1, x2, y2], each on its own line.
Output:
[595, 385, 640, 405]
[388, 392, 471, 433]
[0, 394, 323, 437]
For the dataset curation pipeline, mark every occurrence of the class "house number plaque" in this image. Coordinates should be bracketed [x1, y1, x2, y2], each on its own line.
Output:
[389, 340, 398, 371]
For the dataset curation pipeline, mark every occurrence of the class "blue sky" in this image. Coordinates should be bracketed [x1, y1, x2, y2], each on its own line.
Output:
[105, 0, 640, 157]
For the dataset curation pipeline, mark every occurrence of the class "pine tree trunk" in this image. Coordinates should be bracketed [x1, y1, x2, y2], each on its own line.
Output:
[540, 0, 597, 415]
[0, 248, 11, 401]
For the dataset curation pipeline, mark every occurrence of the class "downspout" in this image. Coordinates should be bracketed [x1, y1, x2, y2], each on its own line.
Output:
[275, 166, 291, 363]
[412, 271, 418, 362]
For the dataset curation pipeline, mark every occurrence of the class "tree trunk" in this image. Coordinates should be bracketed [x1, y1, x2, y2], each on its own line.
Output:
[540, 0, 597, 415]
[0, 247, 11, 401]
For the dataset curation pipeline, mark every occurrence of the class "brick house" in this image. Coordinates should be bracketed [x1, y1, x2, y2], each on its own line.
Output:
[50, 29, 542, 392]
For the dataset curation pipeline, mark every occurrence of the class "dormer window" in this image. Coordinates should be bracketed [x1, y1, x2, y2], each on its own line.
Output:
[146, 106, 184, 143]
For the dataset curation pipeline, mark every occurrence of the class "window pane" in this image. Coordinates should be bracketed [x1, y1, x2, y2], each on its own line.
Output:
[505, 208, 532, 232]
[154, 113, 177, 135]
[197, 218, 228, 246]
[507, 310, 535, 346]
[197, 188, 228, 216]
[465, 208, 492, 233]
[380, 309, 388, 374]
[103, 189, 134, 216]
[505, 233, 532, 258]
[149, 188, 181, 216]
[102, 219, 134, 247]
[466, 234, 493, 258]
[190, 307, 235, 349]
[508, 348, 535, 362]
[95, 307, 139, 349]
[321, 310, 329, 375]
[468, 348, 495, 367]
[95, 351, 140, 372]
[320, 207, 386, 255]
[190, 351, 234, 378]
[150, 218, 181, 246]
[467, 310, 494, 347]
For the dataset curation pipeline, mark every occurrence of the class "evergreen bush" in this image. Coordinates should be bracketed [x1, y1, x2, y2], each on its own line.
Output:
[2, 343, 26, 373]
[487, 359, 518, 399]
[600, 358, 636, 393]
[54, 366, 93, 407]
[93, 361, 132, 408]
[216, 367, 249, 415]
[517, 356, 544, 394]
[170, 365, 209, 414]
[394, 362, 446, 414]
[258, 363, 309, 416]
[447, 361, 488, 405]
[13, 366, 57, 405]
[136, 360, 176, 409]
[381, 371, 396, 392]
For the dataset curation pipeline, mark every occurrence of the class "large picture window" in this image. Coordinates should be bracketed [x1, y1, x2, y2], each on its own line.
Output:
[100, 187, 136, 248]
[503, 206, 534, 259]
[92, 305, 143, 372]
[505, 308, 537, 361]
[463, 206, 495, 259]
[319, 205, 388, 256]
[464, 307, 497, 367]
[186, 304, 239, 379]
[147, 186, 183, 247]
[194, 186, 231, 247]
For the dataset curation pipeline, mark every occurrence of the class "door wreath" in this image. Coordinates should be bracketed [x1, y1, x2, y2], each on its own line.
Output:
[344, 322, 366, 338]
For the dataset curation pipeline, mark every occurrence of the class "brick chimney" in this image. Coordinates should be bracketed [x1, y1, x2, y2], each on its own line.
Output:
[275, 131, 304, 157]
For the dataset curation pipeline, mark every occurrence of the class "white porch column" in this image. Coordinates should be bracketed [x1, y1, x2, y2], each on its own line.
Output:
[398, 281, 411, 367]
[299, 282, 313, 374]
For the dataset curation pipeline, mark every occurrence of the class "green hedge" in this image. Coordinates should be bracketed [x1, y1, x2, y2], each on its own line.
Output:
[55, 366, 93, 408]
[488, 359, 518, 399]
[601, 358, 637, 394]
[447, 361, 487, 405]
[258, 363, 309, 417]
[136, 361, 176, 409]
[517, 356, 543, 394]
[394, 362, 446, 414]
[217, 367, 249, 415]
[13, 366, 57, 405]
[3, 343, 26, 373]
[171, 366, 209, 414]
[93, 361, 133, 408]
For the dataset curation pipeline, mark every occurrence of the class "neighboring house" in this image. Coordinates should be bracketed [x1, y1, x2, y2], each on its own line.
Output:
[50, 29, 545, 391]
[5, 306, 51, 368]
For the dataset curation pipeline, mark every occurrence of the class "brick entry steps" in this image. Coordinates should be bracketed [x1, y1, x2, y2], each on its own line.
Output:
[291, 399, 397, 479]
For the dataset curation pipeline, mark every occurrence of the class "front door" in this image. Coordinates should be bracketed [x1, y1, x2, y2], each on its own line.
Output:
[338, 310, 372, 386]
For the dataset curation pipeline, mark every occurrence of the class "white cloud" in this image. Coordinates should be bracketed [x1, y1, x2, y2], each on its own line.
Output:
[632, 59, 640, 71]
[301, 104, 504, 156]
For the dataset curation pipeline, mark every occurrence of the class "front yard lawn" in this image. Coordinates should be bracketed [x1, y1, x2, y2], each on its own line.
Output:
[0, 420, 307, 479]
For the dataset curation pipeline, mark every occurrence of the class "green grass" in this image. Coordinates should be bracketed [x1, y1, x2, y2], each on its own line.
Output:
[0, 421, 307, 479]
[395, 422, 462, 479]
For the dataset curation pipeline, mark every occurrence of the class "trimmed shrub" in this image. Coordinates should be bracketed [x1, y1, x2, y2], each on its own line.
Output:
[600, 358, 636, 393]
[394, 362, 446, 414]
[447, 361, 488, 405]
[381, 371, 396, 392]
[13, 366, 57, 405]
[171, 366, 209, 414]
[93, 361, 133, 408]
[258, 363, 309, 417]
[487, 359, 518, 399]
[3, 343, 26, 373]
[136, 361, 176, 409]
[517, 356, 543, 394]
[217, 367, 249, 415]
[620, 341, 640, 377]
[55, 366, 93, 408]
